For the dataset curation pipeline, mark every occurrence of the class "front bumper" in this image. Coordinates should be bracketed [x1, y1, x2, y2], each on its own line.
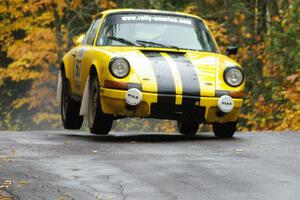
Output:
[100, 88, 243, 123]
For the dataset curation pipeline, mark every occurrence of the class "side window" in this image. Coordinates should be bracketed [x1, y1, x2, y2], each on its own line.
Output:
[82, 21, 95, 45]
[85, 18, 102, 45]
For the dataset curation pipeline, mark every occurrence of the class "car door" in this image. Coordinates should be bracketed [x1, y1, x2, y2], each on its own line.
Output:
[78, 17, 102, 95]
[70, 20, 95, 95]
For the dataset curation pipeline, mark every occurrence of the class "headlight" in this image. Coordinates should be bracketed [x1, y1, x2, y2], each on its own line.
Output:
[109, 58, 130, 78]
[224, 67, 244, 87]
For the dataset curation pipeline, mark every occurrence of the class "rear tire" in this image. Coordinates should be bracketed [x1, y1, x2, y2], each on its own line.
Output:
[61, 78, 83, 129]
[213, 121, 237, 138]
[177, 120, 199, 136]
[88, 75, 113, 135]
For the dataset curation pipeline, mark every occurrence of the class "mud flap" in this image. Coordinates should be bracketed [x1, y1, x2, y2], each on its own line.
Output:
[56, 70, 62, 104]
[79, 76, 90, 116]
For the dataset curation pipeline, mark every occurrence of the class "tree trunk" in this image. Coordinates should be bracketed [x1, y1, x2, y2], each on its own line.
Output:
[253, 0, 267, 95]
[280, 0, 289, 10]
[245, 0, 256, 37]
[256, 0, 267, 36]
[267, 0, 280, 18]
[195, 0, 205, 17]
[224, 0, 235, 38]
[52, 3, 63, 65]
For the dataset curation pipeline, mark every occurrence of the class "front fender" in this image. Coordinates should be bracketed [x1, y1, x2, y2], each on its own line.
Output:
[91, 51, 141, 88]
[62, 52, 73, 80]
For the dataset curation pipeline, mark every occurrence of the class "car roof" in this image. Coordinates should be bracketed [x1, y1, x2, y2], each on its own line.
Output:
[99, 9, 203, 21]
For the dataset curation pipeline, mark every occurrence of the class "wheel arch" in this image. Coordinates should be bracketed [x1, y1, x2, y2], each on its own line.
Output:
[61, 55, 72, 80]
[60, 62, 66, 77]
[89, 62, 103, 82]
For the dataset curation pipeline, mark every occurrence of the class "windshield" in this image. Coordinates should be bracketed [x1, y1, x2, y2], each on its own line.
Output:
[97, 13, 218, 52]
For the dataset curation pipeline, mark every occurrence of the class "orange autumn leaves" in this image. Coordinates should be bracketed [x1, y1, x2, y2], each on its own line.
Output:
[0, 0, 117, 128]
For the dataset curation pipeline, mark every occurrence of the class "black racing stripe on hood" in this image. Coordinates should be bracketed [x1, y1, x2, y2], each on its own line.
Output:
[168, 53, 200, 107]
[142, 51, 176, 108]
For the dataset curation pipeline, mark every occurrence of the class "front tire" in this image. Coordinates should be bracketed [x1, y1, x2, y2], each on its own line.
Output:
[213, 121, 237, 138]
[61, 78, 83, 129]
[177, 120, 199, 136]
[88, 75, 113, 135]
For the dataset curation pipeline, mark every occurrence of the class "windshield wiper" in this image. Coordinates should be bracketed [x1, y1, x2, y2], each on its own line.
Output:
[107, 36, 142, 47]
[136, 40, 180, 50]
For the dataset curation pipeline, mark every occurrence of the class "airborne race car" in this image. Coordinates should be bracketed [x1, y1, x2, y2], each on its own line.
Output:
[57, 9, 245, 138]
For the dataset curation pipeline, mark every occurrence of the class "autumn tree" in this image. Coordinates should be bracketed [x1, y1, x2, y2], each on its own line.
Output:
[0, 0, 117, 130]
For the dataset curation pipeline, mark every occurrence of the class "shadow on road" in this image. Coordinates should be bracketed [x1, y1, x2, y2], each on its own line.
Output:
[64, 132, 240, 143]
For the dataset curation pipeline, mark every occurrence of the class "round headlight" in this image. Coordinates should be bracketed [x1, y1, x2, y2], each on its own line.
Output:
[224, 67, 244, 87]
[109, 58, 130, 78]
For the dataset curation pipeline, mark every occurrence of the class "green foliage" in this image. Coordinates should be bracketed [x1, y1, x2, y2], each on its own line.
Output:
[242, 0, 300, 130]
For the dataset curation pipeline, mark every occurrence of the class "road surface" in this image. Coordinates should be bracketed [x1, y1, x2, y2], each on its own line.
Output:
[0, 131, 300, 200]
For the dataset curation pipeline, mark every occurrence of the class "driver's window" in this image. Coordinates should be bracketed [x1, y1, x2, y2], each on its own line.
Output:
[84, 17, 102, 45]
[82, 21, 94, 45]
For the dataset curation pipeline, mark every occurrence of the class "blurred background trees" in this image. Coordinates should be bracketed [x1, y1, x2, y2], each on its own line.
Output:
[0, 0, 299, 131]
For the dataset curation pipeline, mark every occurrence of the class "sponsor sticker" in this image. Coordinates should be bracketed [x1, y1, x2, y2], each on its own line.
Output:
[121, 15, 192, 25]
[125, 88, 142, 106]
[218, 95, 234, 113]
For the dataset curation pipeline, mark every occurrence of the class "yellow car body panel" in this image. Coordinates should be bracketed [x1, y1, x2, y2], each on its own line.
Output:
[61, 9, 245, 124]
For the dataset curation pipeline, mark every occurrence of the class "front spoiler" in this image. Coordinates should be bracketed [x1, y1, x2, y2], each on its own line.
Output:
[100, 88, 243, 123]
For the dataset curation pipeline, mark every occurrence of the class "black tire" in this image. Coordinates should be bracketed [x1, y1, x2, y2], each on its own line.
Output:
[177, 119, 199, 136]
[88, 75, 113, 135]
[61, 78, 83, 129]
[213, 121, 237, 138]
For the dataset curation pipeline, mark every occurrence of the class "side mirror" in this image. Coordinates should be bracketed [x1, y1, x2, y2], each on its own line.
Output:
[225, 46, 238, 55]
[74, 34, 85, 45]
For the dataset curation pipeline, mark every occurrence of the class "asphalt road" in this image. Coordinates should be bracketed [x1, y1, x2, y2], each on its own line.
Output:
[0, 131, 300, 200]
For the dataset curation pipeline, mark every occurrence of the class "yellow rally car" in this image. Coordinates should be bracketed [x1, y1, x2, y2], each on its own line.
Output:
[57, 9, 245, 138]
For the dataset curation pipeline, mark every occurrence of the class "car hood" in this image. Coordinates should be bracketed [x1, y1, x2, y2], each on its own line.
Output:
[103, 48, 234, 97]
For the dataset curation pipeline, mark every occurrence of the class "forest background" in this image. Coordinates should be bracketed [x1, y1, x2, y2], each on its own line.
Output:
[0, 0, 299, 132]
